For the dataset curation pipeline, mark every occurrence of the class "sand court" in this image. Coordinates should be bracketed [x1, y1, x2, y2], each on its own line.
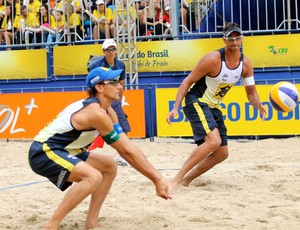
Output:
[0, 137, 299, 229]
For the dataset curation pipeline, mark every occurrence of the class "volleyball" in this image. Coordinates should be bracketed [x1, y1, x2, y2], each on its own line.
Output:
[269, 81, 299, 112]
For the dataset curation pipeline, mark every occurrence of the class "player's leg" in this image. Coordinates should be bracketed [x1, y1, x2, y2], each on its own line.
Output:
[181, 145, 229, 186]
[44, 161, 103, 230]
[169, 101, 221, 192]
[84, 153, 117, 229]
[181, 107, 229, 186]
[169, 128, 221, 192]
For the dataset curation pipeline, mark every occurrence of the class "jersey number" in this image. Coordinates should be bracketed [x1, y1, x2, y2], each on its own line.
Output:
[214, 83, 234, 99]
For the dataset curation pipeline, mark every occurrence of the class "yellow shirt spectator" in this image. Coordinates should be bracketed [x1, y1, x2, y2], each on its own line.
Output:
[92, 7, 113, 30]
[27, 0, 41, 15]
[13, 11, 39, 29]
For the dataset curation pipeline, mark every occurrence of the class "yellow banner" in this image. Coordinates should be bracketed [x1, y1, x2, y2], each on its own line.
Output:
[53, 39, 224, 75]
[53, 44, 103, 76]
[157, 85, 300, 137]
[0, 49, 47, 79]
[51, 34, 300, 76]
[243, 34, 300, 67]
[136, 39, 223, 72]
[1, 34, 300, 80]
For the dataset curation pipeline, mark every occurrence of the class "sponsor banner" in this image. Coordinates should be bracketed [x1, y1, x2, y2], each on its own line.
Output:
[0, 90, 145, 139]
[1, 34, 300, 79]
[50, 34, 300, 76]
[53, 39, 223, 75]
[157, 85, 300, 137]
[243, 34, 300, 67]
[53, 44, 103, 76]
[135, 39, 223, 72]
[0, 49, 47, 79]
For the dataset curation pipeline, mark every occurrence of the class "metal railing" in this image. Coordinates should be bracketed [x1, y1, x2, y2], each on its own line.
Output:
[1, 0, 299, 51]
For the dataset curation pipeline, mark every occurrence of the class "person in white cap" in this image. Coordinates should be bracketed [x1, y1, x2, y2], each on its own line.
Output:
[167, 22, 267, 192]
[29, 67, 172, 230]
[88, 39, 131, 166]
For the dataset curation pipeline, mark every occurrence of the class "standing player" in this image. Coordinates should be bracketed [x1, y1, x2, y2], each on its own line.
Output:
[166, 22, 267, 191]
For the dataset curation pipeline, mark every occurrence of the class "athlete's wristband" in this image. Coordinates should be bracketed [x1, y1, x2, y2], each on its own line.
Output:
[113, 123, 124, 134]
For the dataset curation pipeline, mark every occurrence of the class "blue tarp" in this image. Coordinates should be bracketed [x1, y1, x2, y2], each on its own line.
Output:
[200, 0, 299, 32]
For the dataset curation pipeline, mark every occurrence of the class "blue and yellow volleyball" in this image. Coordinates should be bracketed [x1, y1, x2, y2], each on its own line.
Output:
[269, 81, 299, 112]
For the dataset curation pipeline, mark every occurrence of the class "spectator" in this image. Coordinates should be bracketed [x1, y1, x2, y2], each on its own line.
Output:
[92, 0, 113, 41]
[6, 0, 21, 17]
[143, 0, 165, 39]
[46, 9, 66, 49]
[14, 5, 39, 46]
[34, 3, 56, 45]
[58, 1, 83, 42]
[0, 4, 16, 50]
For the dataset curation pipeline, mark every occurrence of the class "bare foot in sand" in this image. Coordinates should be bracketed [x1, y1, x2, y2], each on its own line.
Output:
[169, 178, 180, 193]
[84, 222, 100, 230]
[180, 177, 191, 187]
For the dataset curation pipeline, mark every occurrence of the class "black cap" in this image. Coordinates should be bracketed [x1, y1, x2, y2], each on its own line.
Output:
[223, 26, 242, 37]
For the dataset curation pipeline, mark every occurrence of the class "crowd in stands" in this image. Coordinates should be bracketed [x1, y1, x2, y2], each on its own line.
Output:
[0, 0, 208, 51]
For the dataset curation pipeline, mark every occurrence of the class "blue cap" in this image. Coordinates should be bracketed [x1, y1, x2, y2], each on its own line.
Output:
[86, 67, 123, 88]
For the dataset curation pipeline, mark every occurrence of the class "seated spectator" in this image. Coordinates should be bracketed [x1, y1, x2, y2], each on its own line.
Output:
[33, 3, 56, 45]
[6, 0, 21, 16]
[92, 0, 113, 41]
[62, 3, 83, 42]
[14, 5, 40, 46]
[46, 9, 66, 49]
[52, 0, 83, 43]
[143, 0, 165, 39]
[0, 4, 16, 50]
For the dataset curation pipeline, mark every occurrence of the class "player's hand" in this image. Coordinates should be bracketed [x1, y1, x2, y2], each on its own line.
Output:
[155, 178, 173, 200]
[166, 109, 178, 125]
[258, 103, 267, 120]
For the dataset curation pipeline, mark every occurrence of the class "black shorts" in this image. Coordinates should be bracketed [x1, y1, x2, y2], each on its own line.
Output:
[183, 101, 227, 146]
[28, 141, 90, 191]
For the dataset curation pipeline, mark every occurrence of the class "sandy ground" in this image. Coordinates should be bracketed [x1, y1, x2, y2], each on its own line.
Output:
[0, 137, 299, 229]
